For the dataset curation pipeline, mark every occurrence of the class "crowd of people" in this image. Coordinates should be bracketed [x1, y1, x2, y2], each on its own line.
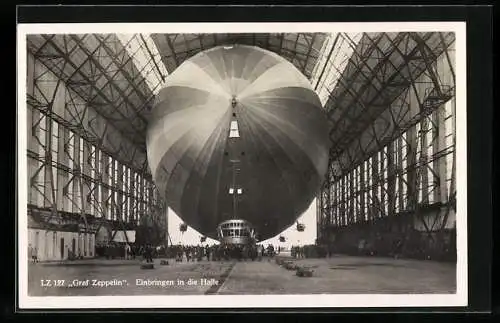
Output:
[290, 245, 305, 258]
[29, 234, 454, 263]
[94, 242, 285, 262]
[95, 242, 159, 261]
[29, 237, 324, 263]
[164, 243, 280, 262]
[290, 244, 329, 258]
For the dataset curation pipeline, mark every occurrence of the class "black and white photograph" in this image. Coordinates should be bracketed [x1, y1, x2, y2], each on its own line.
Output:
[17, 22, 467, 308]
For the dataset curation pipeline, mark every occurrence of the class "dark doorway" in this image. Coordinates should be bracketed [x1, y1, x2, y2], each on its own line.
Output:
[72, 238, 76, 256]
[60, 238, 64, 259]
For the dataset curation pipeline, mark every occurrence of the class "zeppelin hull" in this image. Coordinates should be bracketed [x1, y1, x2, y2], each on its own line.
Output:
[147, 45, 330, 240]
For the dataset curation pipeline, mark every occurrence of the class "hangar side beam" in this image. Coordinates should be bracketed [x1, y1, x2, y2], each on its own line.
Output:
[27, 35, 149, 173]
[35, 35, 146, 150]
[68, 35, 148, 131]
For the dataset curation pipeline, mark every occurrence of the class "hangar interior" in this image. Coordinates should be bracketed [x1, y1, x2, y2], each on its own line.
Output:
[24, 32, 456, 262]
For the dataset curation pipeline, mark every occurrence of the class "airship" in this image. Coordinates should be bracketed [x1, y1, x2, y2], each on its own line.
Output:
[146, 44, 330, 244]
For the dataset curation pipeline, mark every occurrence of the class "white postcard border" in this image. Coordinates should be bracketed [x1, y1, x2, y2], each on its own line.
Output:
[17, 22, 467, 309]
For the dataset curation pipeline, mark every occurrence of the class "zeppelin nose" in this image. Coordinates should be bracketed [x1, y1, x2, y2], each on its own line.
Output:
[231, 96, 237, 108]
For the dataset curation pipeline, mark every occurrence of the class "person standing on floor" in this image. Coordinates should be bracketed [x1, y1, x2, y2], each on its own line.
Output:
[145, 244, 153, 263]
[28, 244, 37, 264]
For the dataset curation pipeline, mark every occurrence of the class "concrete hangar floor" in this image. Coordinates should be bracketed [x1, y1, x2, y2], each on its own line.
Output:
[28, 254, 456, 296]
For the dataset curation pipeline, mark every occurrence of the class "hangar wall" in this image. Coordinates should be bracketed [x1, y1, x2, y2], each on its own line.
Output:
[25, 50, 165, 260]
[317, 34, 456, 261]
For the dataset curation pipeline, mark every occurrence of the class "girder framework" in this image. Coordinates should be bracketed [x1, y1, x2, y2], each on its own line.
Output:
[316, 32, 456, 251]
[26, 36, 166, 240]
[26, 34, 167, 170]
